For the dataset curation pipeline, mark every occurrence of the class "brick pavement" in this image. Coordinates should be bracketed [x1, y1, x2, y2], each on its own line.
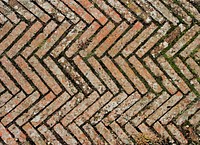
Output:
[0, 0, 200, 144]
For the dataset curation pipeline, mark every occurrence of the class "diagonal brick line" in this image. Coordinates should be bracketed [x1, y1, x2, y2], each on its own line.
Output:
[0, 0, 200, 144]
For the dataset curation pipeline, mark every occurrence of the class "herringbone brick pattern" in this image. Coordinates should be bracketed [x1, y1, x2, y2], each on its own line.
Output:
[0, 0, 199, 144]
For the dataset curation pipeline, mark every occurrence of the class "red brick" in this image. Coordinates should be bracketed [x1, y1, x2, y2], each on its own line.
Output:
[0, 56, 33, 94]
[96, 122, 121, 145]
[88, 57, 119, 94]
[117, 92, 154, 126]
[153, 122, 174, 141]
[129, 55, 162, 93]
[61, 91, 99, 126]
[0, 91, 12, 107]
[73, 55, 106, 94]
[22, 123, 46, 145]
[65, 21, 100, 57]
[44, 56, 77, 95]
[0, 21, 27, 55]
[77, 0, 107, 25]
[102, 56, 134, 94]
[108, 21, 143, 57]
[17, 0, 50, 22]
[103, 91, 141, 126]
[136, 22, 170, 57]
[47, 92, 84, 127]
[29, 56, 62, 95]
[93, 0, 122, 23]
[0, 122, 18, 145]
[36, 21, 70, 58]
[0, 91, 26, 117]
[166, 25, 200, 57]
[51, 21, 86, 57]
[62, 0, 93, 23]
[158, 56, 190, 94]
[80, 21, 115, 57]
[75, 91, 112, 125]
[0, 67, 19, 94]
[2, 91, 40, 126]
[122, 23, 157, 57]
[91, 91, 128, 125]
[138, 123, 158, 140]
[31, 92, 70, 127]
[83, 123, 106, 145]
[22, 21, 57, 58]
[146, 91, 183, 125]
[131, 92, 169, 126]
[176, 101, 200, 125]
[95, 21, 129, 57]
[8, 124, 27, 144]
[144, 56, 177, 94]
[15, 56, 48, 94]
[115, 56, 147, 94]
[106, 0, 136, 22]
[189, 110, 200, 126]
[68, 122, 92, 145]
[54, 123, 78, 144]
[0, 21, 13, 40]
[16, 92, 56, 126]
[7, 21, 42, 58]
[59, 57, 92, 94]
[110, 121, 133, 144]
[167, 123, 188, 144]
[38, 125, 62, 145]
[160, 92, 196, 124]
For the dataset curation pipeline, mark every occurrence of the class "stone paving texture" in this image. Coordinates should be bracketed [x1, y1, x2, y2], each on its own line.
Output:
[0, 0, 200, 144]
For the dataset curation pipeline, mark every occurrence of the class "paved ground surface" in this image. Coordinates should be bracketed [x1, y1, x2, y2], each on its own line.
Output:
[0, 0, 200, 144]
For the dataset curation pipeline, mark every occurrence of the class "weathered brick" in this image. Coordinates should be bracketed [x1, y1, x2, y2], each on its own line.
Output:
[122, 23, 157, 57]
[146, 92, 183, 125]
[62, 0, 93, 23]
[129, 55, 162, 93]
[65, 21, 100, 57]
[91, 91, 128, 125]
[157, 56, 190, 94]
[75, 91, 112, 125]
[83, 123, 106, 145]
[96, 122, 121, 145]
[80, 21, 115, 57]
[7, 21, 42, 58]
[102, 56, 134, 94]
[73, 55, 106, 94]
[0, 21, 27, 55]
[22, 123, 46, 145]
[44, 56, 77, 95]
[117, 92, 154, 126]
[16, 92, 56, 126]
[38, 125, 62, 145]
[68, 122, 92, 145]
[29, 56, 62, 95]
[95, 21, 128, 57]
[61, 91, 99, 126]
[15, 56, 48, 94]
[108, 21, 143, 57]
[115, 55, 147, 94]
[167, 123, 188, 144]
[2, 91, 40, 126]
[103, 91, 141, 126]
[47, 92, 84, 127]
[0, 122, 18, 145]
[54, 123, 78, 144]
[0, 91, 26, 117]
[88, 57, 119, 94]
[31, 92, 70, 127]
